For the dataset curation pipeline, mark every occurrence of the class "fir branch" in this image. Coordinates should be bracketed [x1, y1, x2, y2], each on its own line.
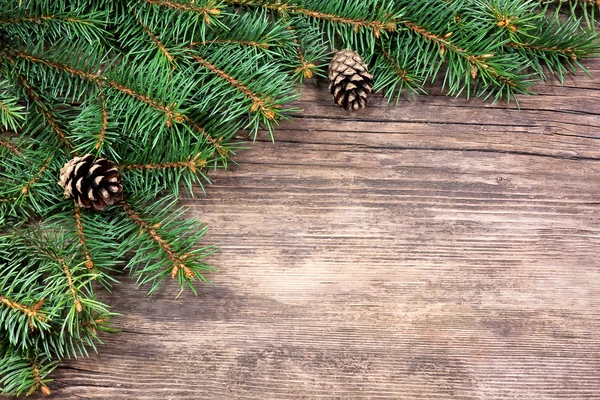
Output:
[0, 137, 27, 161]
[12, 50, 99, 82]
[38, 249, 82, 313]
[0, 81, 25, 132]
[0, 155, 54, 204]
[293, 7, 397, 38]
[136, 16, 176, 64]
[191, 53, 279, 120]
[120, 153, 207, 172]
[95, 92, 109, 151]
[555, 0, 600, 4]
[284, 17, 329, 81]
[20, 156, 52, 197]
[12, 48, 227, 151]
[379, 45, 413, 86]
[0, 15, 88, 26]
[0, 296, 46, 331]
[16, 75, 76, 152]
[286, 25, 316, 79]
[73, 205, 94, 271]
[194, 38, 271, 49]
[29, 360, 51, 396]
[120, 201, 195, 280]
[400, 19, 503, 82]
[505, 41, 577, 56]
[223, 0, 292, 12]
[184, 117, 228, 156]
[107, 80, 183, 127]
[143, 0, 223, 24]
[12, 50, 182, 125]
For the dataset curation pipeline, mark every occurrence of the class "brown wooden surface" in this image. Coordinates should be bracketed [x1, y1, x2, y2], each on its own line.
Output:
[34, 60, 600, 399]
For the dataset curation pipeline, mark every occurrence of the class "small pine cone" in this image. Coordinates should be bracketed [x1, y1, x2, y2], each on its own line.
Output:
[58, 154, 123, 211]
[328, 49, 373, 111]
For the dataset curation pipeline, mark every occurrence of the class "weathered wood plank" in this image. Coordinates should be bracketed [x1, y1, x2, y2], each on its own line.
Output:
[28, 59, 600, 399]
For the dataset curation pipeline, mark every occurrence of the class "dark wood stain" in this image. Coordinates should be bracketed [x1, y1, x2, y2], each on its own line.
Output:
[29, 59, 600, 399]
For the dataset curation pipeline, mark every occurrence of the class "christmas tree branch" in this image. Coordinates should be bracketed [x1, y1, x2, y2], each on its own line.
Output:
[37, 249, 82, 313]
[120, 201, 195, 280]
[0, 94, 25, 132]
[505, 41, 577, 56]
[29, 360, 51, 396]
[136, 16, 176, 64]
[293, 7, 396, 38]
[12, 47, 229, 155]
[194, 38, 271, 49]
[223, 0, 292, 13]
[285, 24, 317, 79]
[183, 118, 227, 155]
[120, 153, 207, 172]
[191, 54, 278, 120]
[0, 156, 54, 204]
[73, 206, 94, 271]
[399, 20, 511, 84]
[20, 156, 52, 197]
[12, 49, 183, 126]
[15, 75, 76, 152]
[143, 0, 223, 24]
[554, 0, 600, 4]
[95, 92, 109, 151]
[0, 15, 90, 26]
[107, 80, 183, 127]
[0, 296, 46, 331]
[0, 137, 27, 161]
[283, 17, 329, 81]
[12, 50, 98, 82]
[378, 45, 413, 85]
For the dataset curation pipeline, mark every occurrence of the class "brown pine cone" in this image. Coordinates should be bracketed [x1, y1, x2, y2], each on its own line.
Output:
[328, 49, 373, 111]
[58, 154, 123, 211]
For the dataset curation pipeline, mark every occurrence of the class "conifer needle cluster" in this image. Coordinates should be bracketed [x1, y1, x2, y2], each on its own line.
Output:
[0, 0, 598, 395]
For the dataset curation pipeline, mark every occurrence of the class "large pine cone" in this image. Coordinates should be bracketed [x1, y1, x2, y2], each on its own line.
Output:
[58, 154, 123, 211]
[328, 49, 373, 111]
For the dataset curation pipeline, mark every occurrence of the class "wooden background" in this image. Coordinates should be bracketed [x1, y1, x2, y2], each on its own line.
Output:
[33, 59, 600, 399]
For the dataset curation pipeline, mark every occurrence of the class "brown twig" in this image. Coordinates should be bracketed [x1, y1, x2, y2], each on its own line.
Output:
[74, 205, 95, 271]
[16, 74, 76, 152]
[294, 7, 396, 37]
[137, 17, 175, 63]
[0, 296, 46, 330]
[37, 249, 82, 312]
[143, 0, 221, 24]
[21, 156, 52, 195]
[0, 136, 28, 160]
[30, 361, 51, 396]
[120, 201, 194, 279]
[95, 91, 109, 150]
[379, 44, 412, 83]
[120, 153, 207, 172]
[191, 54, 278, 119]
[0, 15, 83, 25]
[505, 42, 577, 60]
[193, 38, 270, 49]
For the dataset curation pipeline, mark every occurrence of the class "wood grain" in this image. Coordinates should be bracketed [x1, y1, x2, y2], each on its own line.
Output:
[28, 60, 600, 399]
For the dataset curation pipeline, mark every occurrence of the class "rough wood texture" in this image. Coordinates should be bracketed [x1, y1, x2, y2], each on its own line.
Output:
[32, 60, 600, 399]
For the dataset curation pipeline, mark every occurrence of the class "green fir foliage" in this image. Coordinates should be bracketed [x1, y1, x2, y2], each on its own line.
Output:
[0, 0, 598, 396]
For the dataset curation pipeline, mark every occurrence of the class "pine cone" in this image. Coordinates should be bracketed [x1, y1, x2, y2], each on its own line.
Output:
[328, 49, 373, 111]
[58, 154, 123, 211]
